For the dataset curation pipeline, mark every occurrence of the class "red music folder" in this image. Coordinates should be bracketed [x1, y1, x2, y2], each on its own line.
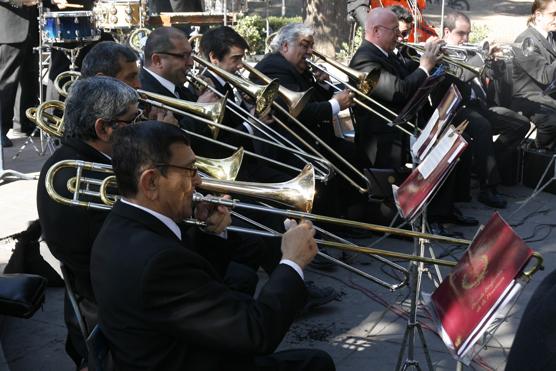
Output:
[430, 213, 534, 363]
[394, 126, 468, 220]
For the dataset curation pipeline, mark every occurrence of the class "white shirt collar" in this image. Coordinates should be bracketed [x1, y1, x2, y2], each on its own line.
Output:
[534, 24, 549, 40]
[121, 198, 182, 241]
[144, 67, 178, 97]
[371, 42, 390, 57]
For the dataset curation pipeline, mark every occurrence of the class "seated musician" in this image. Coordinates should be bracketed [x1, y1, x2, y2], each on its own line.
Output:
[198, 25, 339, 308]
[349, 8, 478, 235]
[435, 11, 529, 206]
[347, 0, 371, 30]
[36, 76, 141, 369]
[81, 40, 178, 125]
[253, 23, 371, 222]
[511, 0, 556, 151]
[90, 121, 336, 371]
[199, 26, 278, 171]
[141, 26, 220, 156]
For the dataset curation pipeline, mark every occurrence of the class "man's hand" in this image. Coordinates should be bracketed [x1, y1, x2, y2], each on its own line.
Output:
[255, 105, 274, 124]
[313, 66, 330, 82]
[191, 75, 214, 96]
[281, 219, 317, 269]
[195, 195, 232, 234]
[148, 107, 178, 127]
[197, 90, 219, 104]
[333, 89, 355, 111]
[51, 0, 67, 8]
[419, 38, 444, 73]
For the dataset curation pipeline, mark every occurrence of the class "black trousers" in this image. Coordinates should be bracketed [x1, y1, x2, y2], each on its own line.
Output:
[512, 94, 556, 149]
[0, 21, 38, 136]
[453, 107, 500, 188]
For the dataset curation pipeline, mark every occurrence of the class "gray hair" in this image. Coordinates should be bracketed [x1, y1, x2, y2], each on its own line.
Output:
[269, 23, 314, 53]
[64, 76, 139, 141]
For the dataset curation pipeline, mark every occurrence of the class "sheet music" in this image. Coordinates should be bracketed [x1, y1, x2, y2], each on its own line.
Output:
[411, 109, 439, 159]
[417, 127, 458, 179]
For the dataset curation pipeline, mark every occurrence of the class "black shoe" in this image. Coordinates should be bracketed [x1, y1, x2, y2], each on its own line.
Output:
[1, 135, 12, 148]
[478, 188, 507, 209]
[441, 207, 479, 226]
[429, 222, 464, 238]
[302, 281, 338, 314]
[308, 250, 335, 271]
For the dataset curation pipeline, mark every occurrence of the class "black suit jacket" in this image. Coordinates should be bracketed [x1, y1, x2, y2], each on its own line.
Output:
[254, 52, 335, 142]
[349, 40, 427, 167]
[506, 269, 556, 371]
[140, 67, 222, 157]
[36, 138, 110, 301]
[91, 201, 307, 371]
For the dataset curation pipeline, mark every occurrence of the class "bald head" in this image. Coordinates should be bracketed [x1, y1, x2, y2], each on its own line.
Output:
[365, 8, 400, 52]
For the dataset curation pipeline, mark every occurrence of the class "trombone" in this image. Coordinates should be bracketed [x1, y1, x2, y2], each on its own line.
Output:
[46, 159, 412, 290]
[240, 62, 373, 194]
[305, 52, 418, 136]
[186, 72, 332, 181]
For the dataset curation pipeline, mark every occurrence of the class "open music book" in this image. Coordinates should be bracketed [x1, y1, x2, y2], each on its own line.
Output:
[430, 213, 534, 364]
[393, 125, 468, 220]
[411, 84, 462, 161]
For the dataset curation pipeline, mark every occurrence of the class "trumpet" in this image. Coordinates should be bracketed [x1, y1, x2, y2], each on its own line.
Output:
[399, 41, 483, 79]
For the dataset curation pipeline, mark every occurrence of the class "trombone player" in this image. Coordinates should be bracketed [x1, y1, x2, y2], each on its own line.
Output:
[90, 120, 336, 371]
[36, 76, 142, 369]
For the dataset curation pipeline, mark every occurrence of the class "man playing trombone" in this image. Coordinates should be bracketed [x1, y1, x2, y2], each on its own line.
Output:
[36, 76, 142, 369]
[91, 120, 336, 371]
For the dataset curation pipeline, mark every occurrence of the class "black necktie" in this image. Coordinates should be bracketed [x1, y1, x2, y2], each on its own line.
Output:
[223, 83, 236, 102]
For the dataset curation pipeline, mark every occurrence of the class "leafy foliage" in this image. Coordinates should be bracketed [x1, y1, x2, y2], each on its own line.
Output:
[234, 15, 303, 55]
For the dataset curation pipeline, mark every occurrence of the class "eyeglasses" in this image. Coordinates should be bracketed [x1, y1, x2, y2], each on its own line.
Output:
[155, 51, 192, 60]
[377, 25, 401, 34]
[111, 109, 144, 126]
[154, 163, 198, 177]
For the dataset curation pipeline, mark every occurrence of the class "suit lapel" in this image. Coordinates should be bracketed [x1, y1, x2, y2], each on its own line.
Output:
[528, 27, 556, 59]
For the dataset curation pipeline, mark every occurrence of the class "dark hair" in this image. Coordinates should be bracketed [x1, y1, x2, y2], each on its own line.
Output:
[112, 121, 191, 197]
[81, 41, 138, 78]
[199, 26, 249, 60]
[389, 5, 414, 23]
[528, 0, 556, 25]
[144, 27, 187, 67]
[64, 77, 138, 141]
[443, 11, 470, 32]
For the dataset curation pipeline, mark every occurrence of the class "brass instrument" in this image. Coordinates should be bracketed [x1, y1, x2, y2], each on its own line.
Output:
[399, 41, 483, 78]
[192, 55, 280, 115]
[26, 100, 65, 137]
[305, 54, 418, 136]
[312, 50, 380, 95]
[242, 63, 313, 117]
[232, 62, 372, 194]
[45, 159, 473, 246]
[128, 27, 151, 53]
[46, 159, 411, 289]
[54, 70, 81, 97]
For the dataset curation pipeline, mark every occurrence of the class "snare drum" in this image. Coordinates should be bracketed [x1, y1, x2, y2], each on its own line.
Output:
[93, 0, 145, 30]
[42, 11, 100, 44]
